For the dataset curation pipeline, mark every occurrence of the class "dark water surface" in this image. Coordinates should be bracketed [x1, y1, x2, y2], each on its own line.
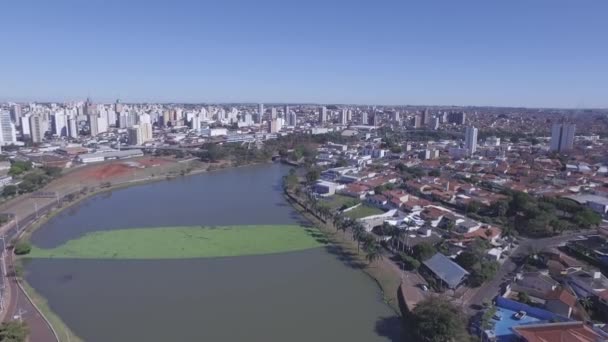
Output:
[26, 163, 401, 342]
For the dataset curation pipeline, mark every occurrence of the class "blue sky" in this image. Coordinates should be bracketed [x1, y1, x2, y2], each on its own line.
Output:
[1, 0, 607, 107]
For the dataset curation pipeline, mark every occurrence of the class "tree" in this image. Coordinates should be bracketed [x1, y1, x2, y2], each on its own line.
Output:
[2, 185, 17, 197]
[409, 297, 469, 342]
[365, 242, 382, 265]
[428, 169, 441, 177]
[352, 224, 365, 253]
[399, 253, 420, 270]
[14, 241, 31, 255]
[305, 169, 320, 185]
[455, 251, 478, 271]
[0, 321, 28, 341]
[517, 292, 532, 305]
[413, 242, 436, 261]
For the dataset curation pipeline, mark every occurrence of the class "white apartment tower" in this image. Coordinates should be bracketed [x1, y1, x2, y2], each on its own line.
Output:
[465, 126, 478, 155]
[0, 111, 17, 145]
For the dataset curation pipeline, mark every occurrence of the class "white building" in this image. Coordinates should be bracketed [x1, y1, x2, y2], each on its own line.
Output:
[88, 114, 99, 136]
[0, 111, 17, 145]
[465, 126, 478, 155]
[550, 123, 575, 152]
[287, 112, 297, 127]
[67, 115, 78, 138]
[52, 111, 67, 136]
[258, 103, 264, 123]
[29, 114, 45, 143]
[340, 109, 348, 125]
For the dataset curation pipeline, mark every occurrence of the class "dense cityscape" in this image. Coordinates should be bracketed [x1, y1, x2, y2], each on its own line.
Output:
[0, 99, 607, 341]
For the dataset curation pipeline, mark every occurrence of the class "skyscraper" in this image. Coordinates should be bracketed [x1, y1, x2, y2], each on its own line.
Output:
[287, 111, 297, 127]
[128, 125, 143, 145]
[550, 123, 575, 152]
[284, 105, 290, 118]
[29, 114, 45, 143]
[67, 115, 78, 138]
[271, 108, 277, 120]
[361, 112, 368, 125]
[465, 126, 478, 155]
[340, 109, 348, 125]
[0, 111, 17, 145]
[319, 106, 327, 123]
[10, 104, 22, 123]
[88, 114, 99, 136]
[258, 103, 264, 123]
[52, 111, 67, 136]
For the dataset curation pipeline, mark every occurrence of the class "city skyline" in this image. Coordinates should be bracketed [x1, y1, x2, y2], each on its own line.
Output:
[1, 1, 607, 108]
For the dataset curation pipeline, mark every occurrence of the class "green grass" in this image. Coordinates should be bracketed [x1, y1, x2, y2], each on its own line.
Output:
[28, 225, 324, 259]
[320, 194, 358, 211]
[344, 205, 384, 219]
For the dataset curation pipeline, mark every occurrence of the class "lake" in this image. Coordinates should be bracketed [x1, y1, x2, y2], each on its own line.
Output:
[26, 163, 401, 342]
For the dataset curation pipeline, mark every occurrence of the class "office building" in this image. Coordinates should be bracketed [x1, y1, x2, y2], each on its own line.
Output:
[465, 126, 478, 155]
[0, 111, 17, 145]
[550, 123, 575, 152]
[413, 115, 422, 128]
[284, 105, 290, 118]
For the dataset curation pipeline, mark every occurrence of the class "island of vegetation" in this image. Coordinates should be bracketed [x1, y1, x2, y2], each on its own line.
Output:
[26, 225, 323, 259]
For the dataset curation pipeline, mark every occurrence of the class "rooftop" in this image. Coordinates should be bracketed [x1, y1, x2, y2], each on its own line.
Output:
[422, 252, 469, 289]
[513, 321, 605, 342]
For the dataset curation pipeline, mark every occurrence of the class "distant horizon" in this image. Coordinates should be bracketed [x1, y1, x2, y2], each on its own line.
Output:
[2, 97, 607, 111]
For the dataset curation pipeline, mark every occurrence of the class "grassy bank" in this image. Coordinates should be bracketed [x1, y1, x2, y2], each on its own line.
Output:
[28, 225, 323, 259]
[285, 193, 402, 313]
[20, 281, 83, 342]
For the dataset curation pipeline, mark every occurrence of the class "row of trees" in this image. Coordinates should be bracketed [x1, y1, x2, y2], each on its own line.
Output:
[3, 165, 63, 198]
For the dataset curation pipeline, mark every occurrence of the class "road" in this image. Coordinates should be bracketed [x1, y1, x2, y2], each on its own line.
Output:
[464, 229, 596, 313]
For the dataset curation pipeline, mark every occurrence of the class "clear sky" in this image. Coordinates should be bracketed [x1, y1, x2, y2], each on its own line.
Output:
[1, 0, 607, 108]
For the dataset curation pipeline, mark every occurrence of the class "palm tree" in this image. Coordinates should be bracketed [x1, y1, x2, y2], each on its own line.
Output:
[352, 223, 365, 253]
[580, 296, 593, 311]
[365, 242, 382, 265]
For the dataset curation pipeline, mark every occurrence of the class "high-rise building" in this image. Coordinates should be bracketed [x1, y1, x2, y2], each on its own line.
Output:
[67, 115, 78, 138]
[0, 111, 17, 145]
[319, 106, 327, 123]
[258, 103, 264, 123]
[52, 112, 68, 136]
[88, 114, 99, 136]
[391, 111, 401, 124]
[372, 114, 380, 126]
[448, 111, 466, 125]
[432, 117, 440, 130]
[139, 114, 153, 142]
[20, 115, 31, 137]
[284, 105, 290, 118]
[361, 112, 368, 125]
[128, 125, 143, 145]
[465, 126, 478, 155]
[287, 111, 297, 127]
[550, 123, 576, 152]
[422, 109, 431, 126]
[413, 115, 422, 128]
[268, 118, 281, 133]
[83, 97, 97, 117]
[270, 108, 278, 120]
[114, 99, 123, 113]
[10, 104, 22, 123]
[340, 109, 348, 125]
[29, 114, 45, 143]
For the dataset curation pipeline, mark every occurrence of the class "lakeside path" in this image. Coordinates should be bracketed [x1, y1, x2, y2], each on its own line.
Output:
[284, 191, 428, 314]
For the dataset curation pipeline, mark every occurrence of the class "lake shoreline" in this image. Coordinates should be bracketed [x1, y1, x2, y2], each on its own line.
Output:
[283, 191, 403, 315]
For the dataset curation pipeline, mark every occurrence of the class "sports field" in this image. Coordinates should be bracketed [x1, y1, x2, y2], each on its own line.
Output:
[28, 225, 324, 259]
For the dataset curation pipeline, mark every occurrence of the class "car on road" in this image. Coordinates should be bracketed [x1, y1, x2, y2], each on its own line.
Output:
[418, 284, 429, 292]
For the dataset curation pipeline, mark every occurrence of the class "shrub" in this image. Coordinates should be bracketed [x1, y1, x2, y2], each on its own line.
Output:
[14, 241, 32, 255]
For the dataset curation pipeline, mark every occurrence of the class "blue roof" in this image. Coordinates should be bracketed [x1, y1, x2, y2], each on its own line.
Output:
[423, 252, 469, 289]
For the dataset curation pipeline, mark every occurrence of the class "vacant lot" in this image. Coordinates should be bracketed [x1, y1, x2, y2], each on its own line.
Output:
[320, 194, 360, 211]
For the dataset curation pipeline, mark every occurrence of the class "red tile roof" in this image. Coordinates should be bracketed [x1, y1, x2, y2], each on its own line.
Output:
[514, 322, 603, 342]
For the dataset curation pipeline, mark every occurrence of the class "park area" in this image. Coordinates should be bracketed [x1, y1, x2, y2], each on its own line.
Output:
[27, 225, 324, 259]
[344, 205, 384, 219]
